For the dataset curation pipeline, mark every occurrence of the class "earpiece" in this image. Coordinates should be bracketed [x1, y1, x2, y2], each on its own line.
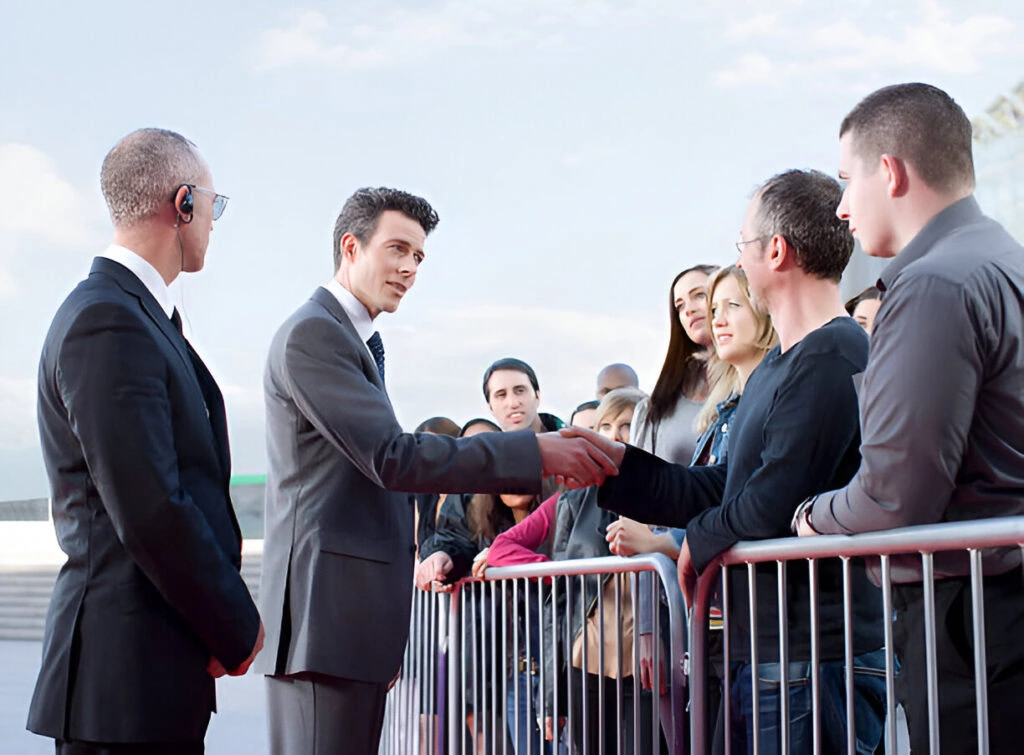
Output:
[176, 184, 194, 224]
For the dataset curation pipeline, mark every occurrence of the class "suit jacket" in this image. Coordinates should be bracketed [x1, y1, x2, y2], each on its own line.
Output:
[27, 258, 261, 743]
[257, 287, 542, 683]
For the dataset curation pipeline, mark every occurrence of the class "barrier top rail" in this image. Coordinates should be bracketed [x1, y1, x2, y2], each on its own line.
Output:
[712, 515, 1024, 566]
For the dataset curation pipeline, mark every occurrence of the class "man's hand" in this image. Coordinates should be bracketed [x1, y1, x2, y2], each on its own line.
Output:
[638, 633, 668, 694]
[414, 551, 455, 592]
[677, 536, 697, 607]
[606, 517, 657, 557]
[543, 716, 566, 742]
[209, 620, 265, 678]
[387, 667, 401, 692]
[471, 548, 489, 579]
[537, 428, 622, 489]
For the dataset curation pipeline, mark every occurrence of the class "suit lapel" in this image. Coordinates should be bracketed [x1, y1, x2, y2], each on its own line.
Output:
[310, 287, 386, 392]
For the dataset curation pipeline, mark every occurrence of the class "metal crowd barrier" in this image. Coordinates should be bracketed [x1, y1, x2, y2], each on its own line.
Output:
[380, 554, 688, 754]
[687, 516, 1024, 755]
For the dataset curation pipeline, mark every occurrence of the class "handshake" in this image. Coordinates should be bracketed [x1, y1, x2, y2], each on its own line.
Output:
[537, 426, 625, 489]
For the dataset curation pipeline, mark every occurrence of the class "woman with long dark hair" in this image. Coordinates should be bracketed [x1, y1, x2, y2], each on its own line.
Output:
[631, 264, 718, 464]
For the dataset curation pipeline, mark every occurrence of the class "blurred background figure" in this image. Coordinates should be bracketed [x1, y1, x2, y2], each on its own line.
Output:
[569, 400, 600, 430]
[595, 362, 640, 398]
[631, 264, 718, 464]
[412, 416, 462, 554]
[845, 286, 882, 335]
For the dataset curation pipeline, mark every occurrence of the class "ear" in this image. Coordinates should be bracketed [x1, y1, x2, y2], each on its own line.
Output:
[767, 234, 788, 272]
[339, 232, 360, 264]
[173, 185, 193, 224]
[880, 154, 909, 198]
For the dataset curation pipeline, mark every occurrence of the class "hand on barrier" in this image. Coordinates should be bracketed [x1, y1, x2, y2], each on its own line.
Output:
[639, 633, 668, 694]
[542, 716, 566, 742]
[414, 551, 455, 592]
[471, 548, 489, 579]
[606, 517, 654, 556]
[677, 537, 697, 607]
[208, 620, 265, 678]
[537, 428, 623, 489]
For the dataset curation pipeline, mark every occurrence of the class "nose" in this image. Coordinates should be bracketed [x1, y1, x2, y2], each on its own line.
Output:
[712, 306, 727, 328]
[836, 190, 850, 221]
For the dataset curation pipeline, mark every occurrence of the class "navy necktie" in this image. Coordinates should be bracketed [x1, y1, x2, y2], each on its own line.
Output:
[171, 308, 183, 334]
[367, 331, 386, 386]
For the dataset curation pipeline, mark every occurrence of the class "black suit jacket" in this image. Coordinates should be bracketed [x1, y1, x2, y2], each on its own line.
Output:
[27, 257, 260, 743]
[256, 287, 543, 683]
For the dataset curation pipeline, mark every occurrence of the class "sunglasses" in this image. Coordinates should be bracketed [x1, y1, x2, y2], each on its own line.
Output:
[186, 185, 229, 221]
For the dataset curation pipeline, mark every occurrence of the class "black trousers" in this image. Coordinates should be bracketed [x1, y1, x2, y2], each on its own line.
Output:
[892, 568, 1024, 754]
[266, 672, 388, 755]
[55, 742, 202, 754]
[568, 668, 654, 755]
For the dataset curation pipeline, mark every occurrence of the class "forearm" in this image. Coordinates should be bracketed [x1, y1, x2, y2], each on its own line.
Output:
[597, 446, 724, 527]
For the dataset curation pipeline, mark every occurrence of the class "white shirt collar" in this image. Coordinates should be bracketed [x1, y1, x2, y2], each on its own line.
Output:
[98, 244, 175, 317]
[324, 278, 376, 346]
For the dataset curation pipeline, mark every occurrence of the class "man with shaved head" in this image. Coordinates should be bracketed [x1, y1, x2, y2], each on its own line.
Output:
[596, 362, 639, 398]
[28, 128, 262, 754]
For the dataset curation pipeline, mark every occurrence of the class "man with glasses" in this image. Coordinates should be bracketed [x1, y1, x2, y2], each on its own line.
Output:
[578, 170, 886, 753]
[27, 128, 263, 755]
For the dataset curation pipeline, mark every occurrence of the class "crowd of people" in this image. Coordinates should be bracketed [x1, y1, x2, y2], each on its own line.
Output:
[23, 80, 1024, 755]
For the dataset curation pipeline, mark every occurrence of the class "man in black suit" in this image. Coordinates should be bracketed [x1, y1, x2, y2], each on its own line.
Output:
[28, 128, 264, 755]
[257, 187, 618, 755]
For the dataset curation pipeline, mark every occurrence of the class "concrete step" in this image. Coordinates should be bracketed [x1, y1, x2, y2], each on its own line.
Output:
[0, 555, 264, 642]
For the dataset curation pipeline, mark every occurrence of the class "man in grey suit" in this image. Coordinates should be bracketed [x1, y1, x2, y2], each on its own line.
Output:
[257, 187, 618, 754]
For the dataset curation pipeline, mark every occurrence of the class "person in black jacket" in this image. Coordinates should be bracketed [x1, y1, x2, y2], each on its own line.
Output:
[417, 490, 545, 752]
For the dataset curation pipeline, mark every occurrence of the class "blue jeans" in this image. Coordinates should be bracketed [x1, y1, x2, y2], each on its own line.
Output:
[731, 649, 887, 755]
[506, 671, 567, 755]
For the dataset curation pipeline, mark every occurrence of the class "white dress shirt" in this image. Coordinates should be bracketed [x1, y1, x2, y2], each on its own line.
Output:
[98, 244, 175, 318]
[324, 278, 376, 358]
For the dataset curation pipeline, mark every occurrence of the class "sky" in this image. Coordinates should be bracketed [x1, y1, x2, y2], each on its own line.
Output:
[1, 0, 1023, 500]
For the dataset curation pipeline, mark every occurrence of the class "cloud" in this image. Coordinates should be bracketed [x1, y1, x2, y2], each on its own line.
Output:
[253, 2, 680, 72]
[713, 1, 1018, 89]
[0, 144, 102, 300]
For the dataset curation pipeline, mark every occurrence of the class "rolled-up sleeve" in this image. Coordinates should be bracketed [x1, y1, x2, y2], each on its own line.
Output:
[811, 272, 984, 533]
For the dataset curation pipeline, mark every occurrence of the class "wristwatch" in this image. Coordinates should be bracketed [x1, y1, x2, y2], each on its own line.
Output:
[790, 496, 819, 534]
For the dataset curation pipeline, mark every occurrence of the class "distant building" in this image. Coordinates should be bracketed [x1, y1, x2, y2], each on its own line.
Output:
[972, 80, 1024, 242]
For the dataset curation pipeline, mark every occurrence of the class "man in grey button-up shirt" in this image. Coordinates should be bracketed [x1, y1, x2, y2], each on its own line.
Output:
[795, 83, 1024, 754]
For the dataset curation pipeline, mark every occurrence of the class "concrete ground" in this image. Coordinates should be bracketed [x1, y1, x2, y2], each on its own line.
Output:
[0, 640, 269, 755]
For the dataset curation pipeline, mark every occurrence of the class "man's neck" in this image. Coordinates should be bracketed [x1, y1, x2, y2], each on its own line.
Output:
[890, 188, 973, 257]
[112, 226, 179, 286]
[529, 415, 545, 434]
[767, 278, 848, 353]
[334, 269, 379, 320]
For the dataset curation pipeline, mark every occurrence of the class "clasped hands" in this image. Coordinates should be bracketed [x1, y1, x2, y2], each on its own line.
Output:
[538, 426, 625, 490]
[208, 620, 265, 679]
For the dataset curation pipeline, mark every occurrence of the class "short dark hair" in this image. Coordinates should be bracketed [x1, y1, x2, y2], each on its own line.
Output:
[459, 417, 501, 437]
[569, 400, 600, 424]
[414, 416, 460, 437]
[332, 187, 440, 270]
[755, 170, 854, 282]
[845, 285, 881, 315]
[482, 358, 540, 401]
[840, 83, 974, 194]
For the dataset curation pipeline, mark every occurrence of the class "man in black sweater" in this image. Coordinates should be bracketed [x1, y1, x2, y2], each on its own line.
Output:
[581, 170, 886, 753]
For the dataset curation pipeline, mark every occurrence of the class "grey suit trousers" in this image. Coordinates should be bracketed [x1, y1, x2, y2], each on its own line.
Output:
[266, 673, 388, 755]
